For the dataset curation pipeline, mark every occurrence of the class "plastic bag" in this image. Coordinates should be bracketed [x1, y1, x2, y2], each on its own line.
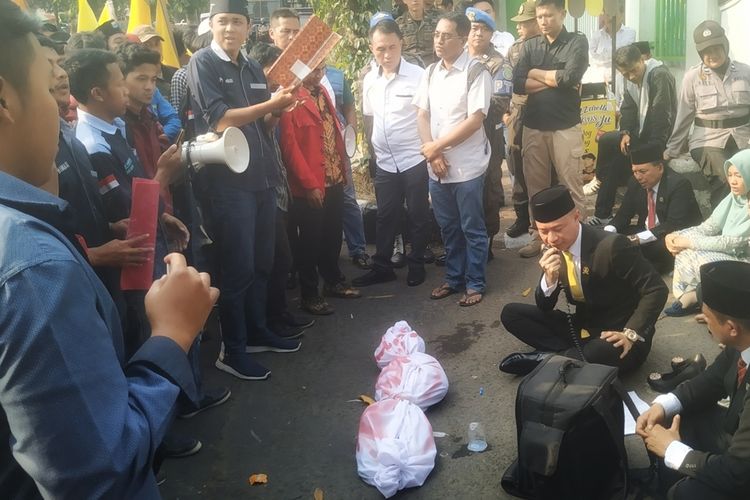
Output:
[356, 399, 436, 498]
[374, 321, 425, 369]
[375, 353, 449, 410]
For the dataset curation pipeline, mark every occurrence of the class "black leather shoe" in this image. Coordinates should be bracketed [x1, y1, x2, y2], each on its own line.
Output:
[391, 251, 406, 268]
[506, 218, 530, 238]
[407, 266, 426, 287]
[647, 353, 707, 393]
[499, 351, 549, 376]
[352, 269, 397, 287]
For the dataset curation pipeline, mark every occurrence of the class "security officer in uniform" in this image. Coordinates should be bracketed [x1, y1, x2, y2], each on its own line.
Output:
[397, 0, 439, 66]
[466, 7, 511, 259]
[504, 1, 539, 239]
[665, 20, 750, 209]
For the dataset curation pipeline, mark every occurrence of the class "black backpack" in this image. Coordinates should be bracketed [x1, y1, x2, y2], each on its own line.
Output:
[501, 355, 645, 500]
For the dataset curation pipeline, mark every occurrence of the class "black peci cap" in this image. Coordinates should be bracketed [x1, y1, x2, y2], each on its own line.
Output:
[210, 0, 250, 18]
[630, 142, 663, 165]
[96, 20, 123, 39]
[700, 261, 750, 320]
[531, 185, 576, 223]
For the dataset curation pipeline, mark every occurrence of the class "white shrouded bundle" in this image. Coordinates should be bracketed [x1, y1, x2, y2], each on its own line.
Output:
[356, 399, 436, 498]
[373, 321, 426, 369]
[374, 352, 449, 410]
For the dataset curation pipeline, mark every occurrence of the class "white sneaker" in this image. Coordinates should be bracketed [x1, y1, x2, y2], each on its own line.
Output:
[583, 178, 601, 196]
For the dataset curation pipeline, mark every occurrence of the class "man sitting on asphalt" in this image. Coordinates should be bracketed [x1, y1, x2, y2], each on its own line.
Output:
[499, 185, 668, 375]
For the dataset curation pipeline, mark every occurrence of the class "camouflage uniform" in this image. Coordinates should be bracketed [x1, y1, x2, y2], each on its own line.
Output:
[476, 48, 511, 241]
[506, 36, 534, 209]
[397, 9, 439, 66]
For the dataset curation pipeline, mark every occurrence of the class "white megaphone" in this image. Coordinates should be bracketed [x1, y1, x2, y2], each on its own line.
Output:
[181, 126, 249, 174]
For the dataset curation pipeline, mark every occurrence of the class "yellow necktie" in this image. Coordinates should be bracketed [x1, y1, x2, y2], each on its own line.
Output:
[562, 251, 585, 302]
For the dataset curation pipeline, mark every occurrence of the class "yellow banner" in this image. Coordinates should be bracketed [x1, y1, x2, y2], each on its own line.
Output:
[580, 98, 617, 161]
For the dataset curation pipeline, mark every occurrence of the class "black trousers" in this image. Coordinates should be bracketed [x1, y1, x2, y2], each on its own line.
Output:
[267, 208, 292, 321]
[290, 183, 345, 299]
[691, 135, 737, 210]
[594, 131, 632, 219]
[500, 303, 650, 373]
[372, 163, 430, 271]
[660, 407, 735, 500]
[483, 123, 505, 238]
[621, 226, 674, 273]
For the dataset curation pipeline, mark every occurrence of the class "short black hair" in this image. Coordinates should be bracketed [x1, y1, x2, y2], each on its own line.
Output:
[535, 0, 565, 9]
[270, 8, 299, 23]
[247, 42, 282, 69]
[0, 0, 40, 96]
[63, 48, 118, 104]
[66, 31, 107, 53]
[173, 25, 194, 57]
[190, 32, 213, 52]
[36, 34, 65, 56]
[116, 42, 162, 76]
[439, 12, 471, 38]
[369, 19, 403, 39]
[614, 44, 642, 68]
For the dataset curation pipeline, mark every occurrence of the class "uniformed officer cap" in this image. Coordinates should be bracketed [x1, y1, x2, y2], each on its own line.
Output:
[96, 20, 123, 39]
[630, 143, 663, 166]
[370, 12, 394, 29]
[465, 7, 496, 32]
[700, 261, 750, 320]
[693, 20, 728, 53]
[511, 1, 536, 23]
[531, 185, 575, 223]
[210, 0, 250, 19]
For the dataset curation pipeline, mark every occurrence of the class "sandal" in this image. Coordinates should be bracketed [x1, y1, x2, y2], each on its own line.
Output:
[459, 290, 483, 307]
[323, 282, 362, 299]
[430, 283, 459, 300]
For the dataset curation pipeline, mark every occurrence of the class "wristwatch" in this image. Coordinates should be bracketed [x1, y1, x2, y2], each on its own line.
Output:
[623, 328, 645, 343]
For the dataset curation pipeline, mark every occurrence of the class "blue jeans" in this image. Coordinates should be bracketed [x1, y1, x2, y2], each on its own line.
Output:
[342, 159, 367, 257]
[429, 175, 488, 293]
[206, 185, 276, 356]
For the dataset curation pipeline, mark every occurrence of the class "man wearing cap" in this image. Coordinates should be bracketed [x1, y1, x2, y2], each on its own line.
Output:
[397, 0, 439, 66]
[665, 20, 750, 209]
[466, 6, 510, 259]
[504, 0, 539, 239]
[470, 0, 515, 58]
[414, 11, 492, 307]
[97, 20, 127, 52]
[512, 0, 589, 259]
[636, 261, 750, 499]
[588, 43, 677, 226]
[187, 0, 301, 380]
[605, 143, 702, 272]
[499, 185, 668, 374]
[132, 25, 177, 102]
[353, 18, 430, 288]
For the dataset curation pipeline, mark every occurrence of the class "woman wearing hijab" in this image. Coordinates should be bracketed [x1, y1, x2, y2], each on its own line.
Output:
[665, 149, 750, 316]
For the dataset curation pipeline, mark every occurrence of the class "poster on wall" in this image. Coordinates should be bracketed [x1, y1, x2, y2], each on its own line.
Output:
[580, 97, 617, 180]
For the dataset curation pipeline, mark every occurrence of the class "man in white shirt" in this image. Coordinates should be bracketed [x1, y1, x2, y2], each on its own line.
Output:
[414, 11, 492, 307]
[353, 18, 430, 288]
[636, 260, 750, 499]
[588, 4, 635, 103]
[470, 0, 515, 57]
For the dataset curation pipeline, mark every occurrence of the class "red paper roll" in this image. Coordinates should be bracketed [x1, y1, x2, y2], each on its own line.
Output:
[120, 178, 160, 290]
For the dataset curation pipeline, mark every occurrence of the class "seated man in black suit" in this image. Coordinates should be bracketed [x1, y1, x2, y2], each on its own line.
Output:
[604, 143, 702, 272]
[637, 261, 750, 499]
[499, 185, 668, 375]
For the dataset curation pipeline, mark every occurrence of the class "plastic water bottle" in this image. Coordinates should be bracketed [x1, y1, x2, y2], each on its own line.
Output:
[467, 422, 487, 452]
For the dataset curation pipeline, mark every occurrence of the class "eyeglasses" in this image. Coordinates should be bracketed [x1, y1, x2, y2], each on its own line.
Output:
[433, 32, 461, 42]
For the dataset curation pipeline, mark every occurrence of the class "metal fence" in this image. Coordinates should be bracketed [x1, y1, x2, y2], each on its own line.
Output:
[654, 0, 687, 62]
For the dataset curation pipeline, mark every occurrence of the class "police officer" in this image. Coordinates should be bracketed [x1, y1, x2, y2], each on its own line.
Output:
[665, 20, 750, 209]
[397, 0, 439, 66]
[466, 6, 510, 259]
[504, 1, 539, 239]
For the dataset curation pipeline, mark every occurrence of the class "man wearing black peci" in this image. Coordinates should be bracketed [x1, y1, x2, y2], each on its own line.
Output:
[499, 185, 668, 375]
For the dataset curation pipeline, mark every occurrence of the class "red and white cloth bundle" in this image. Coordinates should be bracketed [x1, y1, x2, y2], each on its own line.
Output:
[373, 321, 425, 369]
[375, 352, 449, 410]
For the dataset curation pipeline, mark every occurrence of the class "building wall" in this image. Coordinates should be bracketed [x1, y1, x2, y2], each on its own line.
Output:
[720, 0, 750, 65]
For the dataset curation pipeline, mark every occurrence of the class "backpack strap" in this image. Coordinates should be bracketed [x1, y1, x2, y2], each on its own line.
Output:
[466, 59, 488, 92]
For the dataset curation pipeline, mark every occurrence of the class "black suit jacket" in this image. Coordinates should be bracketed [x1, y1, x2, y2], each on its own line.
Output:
[535, 225, 668, 340]
[610, 168, 703, 240]
[672, 348, 750, 495]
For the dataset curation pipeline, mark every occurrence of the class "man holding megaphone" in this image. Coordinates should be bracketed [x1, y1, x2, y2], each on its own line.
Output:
[187, 0, 302, 380]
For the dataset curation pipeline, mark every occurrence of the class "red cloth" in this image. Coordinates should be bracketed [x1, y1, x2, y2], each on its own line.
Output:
[124, 106, 173, 213]
[120, 179, 160, 290]
[278, 85, 348, 198]
[738, 358, 747, 388]
[647, 188, 656, 230]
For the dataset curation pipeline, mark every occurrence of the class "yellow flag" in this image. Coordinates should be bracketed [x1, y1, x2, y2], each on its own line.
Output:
[127, 0, 152, 34]
[11, 0, 30, 11]
[77, 0, 99, 32]
[155, 0, 180, 68]
[98, 0, 116, 25]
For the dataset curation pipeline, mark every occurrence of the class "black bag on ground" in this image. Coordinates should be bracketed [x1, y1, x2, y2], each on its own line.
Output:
[501, 355, 640, 500]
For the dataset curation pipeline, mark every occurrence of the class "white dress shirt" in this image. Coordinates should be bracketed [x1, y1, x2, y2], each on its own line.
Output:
[541, 223, 583, 296]
[655, 346, 750, 470]
[413, 49, 492, 184]
[491, 30, 515, 58]
[363, 58, 425, 173]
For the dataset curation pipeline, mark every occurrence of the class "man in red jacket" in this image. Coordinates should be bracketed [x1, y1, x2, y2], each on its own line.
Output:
[279, 62, 361, 315]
